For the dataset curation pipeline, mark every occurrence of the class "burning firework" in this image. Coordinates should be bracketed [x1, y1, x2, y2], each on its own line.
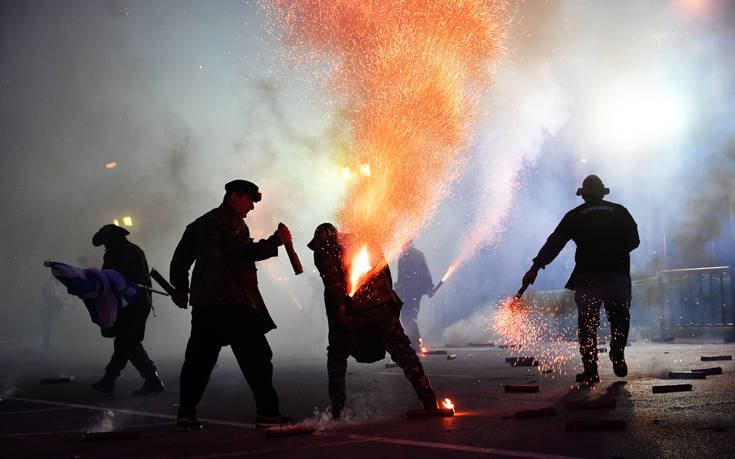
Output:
[266, 0, 509, 292]
[442, 398, 455, 410]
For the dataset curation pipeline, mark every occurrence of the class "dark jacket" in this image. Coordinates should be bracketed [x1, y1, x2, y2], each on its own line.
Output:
[170, 202, 280, 332]
[532, 199, 639, 290]
[103, 239, 152, 305]
[395, 245, 433, 299]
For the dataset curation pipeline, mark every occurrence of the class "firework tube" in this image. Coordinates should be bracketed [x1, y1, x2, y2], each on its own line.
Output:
[136, 284, 169, 296]
[150, 269, 177, 298]
[514, 282, 530, 300]
[279, 222, 303, 275]
[431, 280, 444, 296]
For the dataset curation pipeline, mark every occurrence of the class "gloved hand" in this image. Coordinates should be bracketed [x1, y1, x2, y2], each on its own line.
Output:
[273, 223, 292, 246]
[172, 291, 188, 309]
[522, 267, 538, 287]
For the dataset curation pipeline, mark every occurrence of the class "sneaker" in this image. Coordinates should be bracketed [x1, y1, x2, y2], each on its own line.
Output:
[575, 371, 600, 386]
[177, 417, 203, 432]
[255, 414, 292, 428]
[90, 375, 115, 395]
[133, 372, 164, 396]
[610, 351, 628, 377]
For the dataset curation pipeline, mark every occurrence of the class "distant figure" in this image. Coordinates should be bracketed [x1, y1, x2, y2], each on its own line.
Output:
[308, 223, 439, 418]
[170, 179, 292, 431]
[90, 224, 164, 396]
[394, 241, 434, 348]
[522, 175, 639, 385]
[40, 276, 64, 351]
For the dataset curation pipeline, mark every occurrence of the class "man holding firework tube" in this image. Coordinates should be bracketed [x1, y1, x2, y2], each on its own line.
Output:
[308, 223, 439, 419]
[522, 175, 639, 386]
[170, 179, 293, 431]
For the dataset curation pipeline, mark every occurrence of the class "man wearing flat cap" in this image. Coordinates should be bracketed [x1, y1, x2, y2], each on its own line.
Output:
[521, 175, 639, 386]
[170, 179, 292, 431]
[90, 224, 164, 396]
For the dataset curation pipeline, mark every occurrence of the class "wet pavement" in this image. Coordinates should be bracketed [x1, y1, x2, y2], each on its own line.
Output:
[1, 341, 734, 458]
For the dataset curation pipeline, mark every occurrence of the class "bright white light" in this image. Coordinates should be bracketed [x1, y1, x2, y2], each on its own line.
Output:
[587, 82, 689, 155]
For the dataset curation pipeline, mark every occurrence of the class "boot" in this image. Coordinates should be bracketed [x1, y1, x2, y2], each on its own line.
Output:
[610, 349, 628, 377]
[420, 389, 439, 411]
[575, 361, 599, 386]
[133, 371, 164, 396]
[91, 374, 115, 395]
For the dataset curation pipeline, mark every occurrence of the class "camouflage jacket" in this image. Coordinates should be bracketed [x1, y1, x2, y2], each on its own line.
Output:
[311, 233, 401, 315]
[170, 202, 280, 332]
[103, 239, 152, 305]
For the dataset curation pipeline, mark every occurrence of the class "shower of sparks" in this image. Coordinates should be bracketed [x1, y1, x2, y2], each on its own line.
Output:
[490, 295, 577, 377]
[265, 0, 509, 292]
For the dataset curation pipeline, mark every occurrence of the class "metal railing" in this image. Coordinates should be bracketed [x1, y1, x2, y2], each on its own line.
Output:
[658, 266, 735, 329]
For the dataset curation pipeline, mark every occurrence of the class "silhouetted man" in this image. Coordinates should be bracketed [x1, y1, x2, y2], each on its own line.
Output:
[308, 223, 439, 418]
[170, 180, 292, 431]
[90, 224, 163, 396]
[394, 241, 434, 348]
[522, 175, 639, 385]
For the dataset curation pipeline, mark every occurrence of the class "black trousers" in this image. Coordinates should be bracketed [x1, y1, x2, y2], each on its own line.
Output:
[574, 273, 631, 372]
[399, 295, 422, 349]
[178, 305, 280, 419]
[105, 302, 156, 378]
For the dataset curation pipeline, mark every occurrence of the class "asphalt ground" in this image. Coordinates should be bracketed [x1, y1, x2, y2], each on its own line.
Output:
[1, 341, 734, 458]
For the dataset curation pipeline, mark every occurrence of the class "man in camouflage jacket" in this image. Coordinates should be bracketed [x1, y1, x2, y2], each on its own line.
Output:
[308, 223, 438, 418]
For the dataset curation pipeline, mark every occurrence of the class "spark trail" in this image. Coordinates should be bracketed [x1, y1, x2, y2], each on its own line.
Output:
[265, 1, 509, 290]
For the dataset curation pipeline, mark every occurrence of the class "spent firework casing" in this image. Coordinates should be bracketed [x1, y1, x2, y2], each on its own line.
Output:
[446, 354, 457, 360]
[504, 384, 539, 393]
[669, 372, 706, 380]
[700, 355, 732, 361]
[652, 384, 692, 393]
[421, 349, 447, 355]
[691, 367, 723, 375]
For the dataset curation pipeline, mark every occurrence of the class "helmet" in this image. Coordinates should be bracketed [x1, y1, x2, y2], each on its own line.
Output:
[307, 223, 338, 250]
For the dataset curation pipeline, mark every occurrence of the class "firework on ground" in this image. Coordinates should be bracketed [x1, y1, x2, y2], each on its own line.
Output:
[490, 295, 577, 377]
[264, 0, 509, 291]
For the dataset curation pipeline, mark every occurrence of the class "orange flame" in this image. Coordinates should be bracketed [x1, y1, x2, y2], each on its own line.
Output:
[348, 246, 373, 297]
[419, 337, 427, 353]
[266, 1, 509, 285]
[105, 162, 117, 169]
[442, 398, 454, 410]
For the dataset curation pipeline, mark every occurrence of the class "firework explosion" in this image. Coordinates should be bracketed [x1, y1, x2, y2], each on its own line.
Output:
[265, 0, 509, 289]
[490, 295, 577, 377]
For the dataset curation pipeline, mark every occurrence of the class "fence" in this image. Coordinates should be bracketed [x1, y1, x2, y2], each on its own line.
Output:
[658, 266, 735, 329]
